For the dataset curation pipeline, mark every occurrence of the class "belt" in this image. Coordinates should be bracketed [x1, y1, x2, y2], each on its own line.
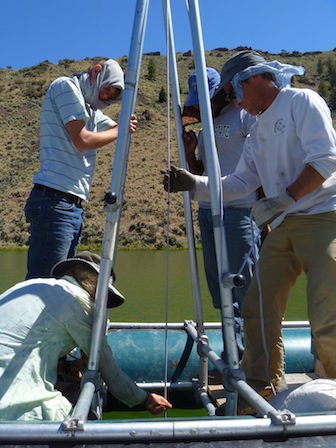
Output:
[33, 184, 83, 207]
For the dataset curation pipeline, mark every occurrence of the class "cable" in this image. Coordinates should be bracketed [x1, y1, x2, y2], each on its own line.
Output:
[237, 227, 261, 276]
[163, 0, 171, 416]
[249, 214, 276, 396]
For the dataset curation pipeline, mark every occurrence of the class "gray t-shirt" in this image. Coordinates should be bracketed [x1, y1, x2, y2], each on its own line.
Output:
[197, 103, 257, 208]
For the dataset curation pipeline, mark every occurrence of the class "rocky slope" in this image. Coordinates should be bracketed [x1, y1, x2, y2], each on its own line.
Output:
[0, 48, 335, 250]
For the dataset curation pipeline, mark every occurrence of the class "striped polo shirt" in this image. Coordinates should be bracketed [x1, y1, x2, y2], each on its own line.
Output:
[33, 76, 116, 201]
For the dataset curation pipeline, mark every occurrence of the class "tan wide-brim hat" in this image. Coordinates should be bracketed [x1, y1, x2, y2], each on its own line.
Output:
[51, 251, 125, 308]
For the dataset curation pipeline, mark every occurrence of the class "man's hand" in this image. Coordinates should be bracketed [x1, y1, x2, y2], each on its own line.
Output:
[252, 190, 296, 228]
[183, 129, 197, 157]
[162, 166, 196, 193]
[145, 393, 172, 415]
[129, 114, 138, 134]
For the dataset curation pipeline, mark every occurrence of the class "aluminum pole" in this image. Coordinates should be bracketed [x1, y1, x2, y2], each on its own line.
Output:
[186, 0, 240, 416]
[70, 0, 150, 424]
[161, 1, 204, 334]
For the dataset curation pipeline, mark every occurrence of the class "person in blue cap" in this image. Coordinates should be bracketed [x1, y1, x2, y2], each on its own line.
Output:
[182, 67, 260, 361]
[24, 59, 138, 280]
[163, 50, 336, 413]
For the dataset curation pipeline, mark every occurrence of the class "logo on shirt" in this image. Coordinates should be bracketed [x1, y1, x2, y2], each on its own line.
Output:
[215, 124, 230, 139]
[274, 118, 285, 136]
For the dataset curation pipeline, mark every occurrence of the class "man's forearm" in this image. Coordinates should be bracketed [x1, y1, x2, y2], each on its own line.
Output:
[287, 164, 325, 200]
[66, 119, 119, 150]
[186, 153, 204, 175]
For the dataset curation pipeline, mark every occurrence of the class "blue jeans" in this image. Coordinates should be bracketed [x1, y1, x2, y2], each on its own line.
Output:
[24, 187, 83, 279]
[198, 207, 260, 354]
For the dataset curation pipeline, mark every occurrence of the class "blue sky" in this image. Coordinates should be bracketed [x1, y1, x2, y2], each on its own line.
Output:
[1, 0, 335, 69]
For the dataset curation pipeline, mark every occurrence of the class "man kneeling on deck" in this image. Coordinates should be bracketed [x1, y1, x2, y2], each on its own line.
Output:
[0, 251, 172, 421]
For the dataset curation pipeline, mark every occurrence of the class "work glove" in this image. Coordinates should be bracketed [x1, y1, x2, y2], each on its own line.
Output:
[162, 165, 196, 193]
[252, 190, 296, 228]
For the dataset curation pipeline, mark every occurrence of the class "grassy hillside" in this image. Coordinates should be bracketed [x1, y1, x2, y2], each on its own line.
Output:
[0, 48, 335, 250]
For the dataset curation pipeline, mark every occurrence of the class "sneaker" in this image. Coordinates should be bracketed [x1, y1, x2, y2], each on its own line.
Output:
[215, 396, 261, 416]
[237, 389, 274, 416]
[214, 377, 288, 416]
[215, 389, 274, 416]
[237, 397, 260, 416]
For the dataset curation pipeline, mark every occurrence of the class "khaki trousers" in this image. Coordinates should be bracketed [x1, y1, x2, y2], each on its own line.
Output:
[241, 212, 336, 391]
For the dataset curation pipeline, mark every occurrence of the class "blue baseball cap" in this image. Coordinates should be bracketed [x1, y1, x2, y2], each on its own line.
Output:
[185, 67, 221, 107]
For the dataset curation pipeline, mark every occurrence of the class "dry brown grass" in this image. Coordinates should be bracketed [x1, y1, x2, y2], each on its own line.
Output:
[0, 49, 335, 250]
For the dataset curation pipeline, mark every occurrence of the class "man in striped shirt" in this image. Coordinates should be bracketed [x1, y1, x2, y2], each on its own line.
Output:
[24, 59, 137, 279]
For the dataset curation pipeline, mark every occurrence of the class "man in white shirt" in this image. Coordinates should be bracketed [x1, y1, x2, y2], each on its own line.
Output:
[163, 50, 336, 409]
[0, 251, 171, 420]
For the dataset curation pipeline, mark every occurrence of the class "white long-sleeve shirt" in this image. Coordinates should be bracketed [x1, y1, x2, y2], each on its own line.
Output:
[0, 277, 146, 421]
[193, 87, 336, 227]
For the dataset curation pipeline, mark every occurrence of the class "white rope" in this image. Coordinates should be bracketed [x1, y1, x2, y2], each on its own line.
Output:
[249, 215, 276, 396]
[237, 226, 261, 276]
[220, 177, 274, 395]
[163, 0, 171, 413]
[216, 158, 226, 285]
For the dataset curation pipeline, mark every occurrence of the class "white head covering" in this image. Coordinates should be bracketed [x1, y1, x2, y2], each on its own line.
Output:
[78, 59, 125, 110]
[231, 61, 305, 102]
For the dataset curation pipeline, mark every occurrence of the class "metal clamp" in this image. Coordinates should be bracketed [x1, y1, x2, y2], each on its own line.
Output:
[221, 273, 246, 289]
[103, 192, 120, 212]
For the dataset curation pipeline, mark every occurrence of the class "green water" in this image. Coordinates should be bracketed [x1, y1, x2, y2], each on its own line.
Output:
[0, 249, 307, 321]
[0, 249, 308, 420]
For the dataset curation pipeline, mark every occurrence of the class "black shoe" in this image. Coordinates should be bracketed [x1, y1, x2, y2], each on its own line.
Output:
[215, 389, 274, 417]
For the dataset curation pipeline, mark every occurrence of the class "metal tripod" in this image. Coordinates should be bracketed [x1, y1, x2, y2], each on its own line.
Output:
[63, 0, 291, 428]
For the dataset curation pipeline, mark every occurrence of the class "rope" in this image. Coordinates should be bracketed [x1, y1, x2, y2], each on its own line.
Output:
[217, 159, 225, 285]
[220, 177, 274, 395]
[237, 227, 261, 276]
[163, 0, 171, 414]
[249, 214, 276, 396]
